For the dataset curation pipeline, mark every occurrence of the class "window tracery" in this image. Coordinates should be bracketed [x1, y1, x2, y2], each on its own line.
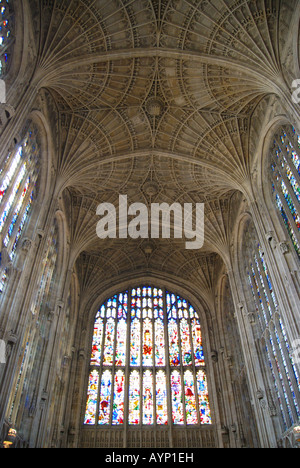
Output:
[245, 235, 300, 431]
[84, 286, 211, 428]
[0, 125, 40, 294]
[7, 220, 59, 424]
[270, 126, 300, 258]
[0, 0, 12, 77]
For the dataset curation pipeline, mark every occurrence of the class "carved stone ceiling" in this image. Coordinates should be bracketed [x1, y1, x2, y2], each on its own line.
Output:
[31, 0, 294, 294]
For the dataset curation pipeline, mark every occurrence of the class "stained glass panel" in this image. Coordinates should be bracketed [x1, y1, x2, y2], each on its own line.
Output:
[171, 370, 184, 425]
[192, 319, 204, 366]
[168, 319, 180, 366]
[115, 319, 127, 366]
[84, 370, 99, 425]
[0, 147, 22, 205]
[155, 318, 165, 366]
[197, 370, 212, 424]
[91, 315, 103, 366]
[0, 164, 26, 233]
[246, 213, 300, 431]
[0, 0, 11, 76]
[143, 318, 153, 366]
[130, 318, 141, 366]
[271, 127, 300, 258]
[184, 370, 198, 425]
[156, 370, 168, 425]
[99, 370, 112, 425]
[129, 371, 140, 425]
[143, 370, 154, 425]
[180, 319, 192, 366]
[0, 127, 40, 296]
[112, 370, 125, 425]
[103, 318, 115, 366]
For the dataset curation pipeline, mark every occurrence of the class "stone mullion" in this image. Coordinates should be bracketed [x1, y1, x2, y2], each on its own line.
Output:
[253, 244, 277, 316]
[271, 317, 300, 423]
[276, 137, 300, 184]
[246, 267, 265, 335]
[260, 335, 286, 429]
[273, 138, 300, 208]
[272, 164, 300, 224]
[123, 289, 132, 447]
[0, 224, 46, 430]
[189, 318, 201, 424]
[248, 192, 300, 367]
[282, 177, 299, 223]
[0, 84, 39, 168]
[253, 240, 300, 423]
[177, 314, 187, 428]
[274, 159, 300, 211]
[272, 176, 300, 245]
[139, 306, 143, 428]
[268, 324, 294, 424]
[109, 303, 119, 427]
[0, 155, 25, 226]
[0, 163, 29, 244]
[251, 255, 273, 325]
[95, 302, 106, 428]
[0, 185, 59, 436]
[227, 259, 279, 448]
[265, 330, 292, 430]
[6, 163, 38, 264]
[152, 295, 157, 428]
[163, 288, 173, 447]
[5, 179, 34, 256]
[249, 260, 270, 329]
[274, 314, 300, 397]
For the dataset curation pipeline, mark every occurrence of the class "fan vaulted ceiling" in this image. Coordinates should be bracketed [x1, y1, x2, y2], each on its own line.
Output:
[28, 0, 296, 296]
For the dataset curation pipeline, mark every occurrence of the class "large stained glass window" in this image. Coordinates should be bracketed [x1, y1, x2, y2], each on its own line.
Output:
[0, 126, 40, 294]
[84, 286, 211, 427]
[270, 126, 300, 258]
[247, 241, 300, 431]
[0, 0, 12, 76]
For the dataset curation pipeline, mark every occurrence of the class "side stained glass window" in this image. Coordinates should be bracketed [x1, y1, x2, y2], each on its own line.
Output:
[84, 286, 212, 427]
[7, 219, 58, 423]
[0, 126, 40, 294]
[0, 0, 12, 76]
[270, 126, 300, 258]
[246, 242, 300, 431]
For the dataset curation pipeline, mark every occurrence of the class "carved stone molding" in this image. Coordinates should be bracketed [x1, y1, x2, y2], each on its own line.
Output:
[21, 238, 32, 254]
[279, 242, 289, 255]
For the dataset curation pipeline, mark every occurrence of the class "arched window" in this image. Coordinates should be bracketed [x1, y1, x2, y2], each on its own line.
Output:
[270, 125, 300, 258]
[245, 235, 300, 431]
[84, 286, 211, 427]
[0, 0, 12, 76]
[7, 219, 58, 424]
[0, 125, 40, 294]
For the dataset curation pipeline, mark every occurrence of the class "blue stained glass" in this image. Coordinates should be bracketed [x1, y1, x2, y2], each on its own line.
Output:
[272, 128, 300, 258]
[0, 0, 11, 76]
